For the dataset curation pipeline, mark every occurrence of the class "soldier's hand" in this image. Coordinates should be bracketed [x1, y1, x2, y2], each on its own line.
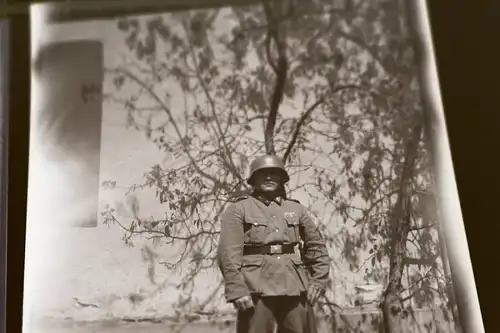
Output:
[307, 285, 323, 305]
[233, 295, 254, 311]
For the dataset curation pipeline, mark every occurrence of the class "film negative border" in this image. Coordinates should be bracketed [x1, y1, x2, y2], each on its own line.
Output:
[0, 1, 498, 332]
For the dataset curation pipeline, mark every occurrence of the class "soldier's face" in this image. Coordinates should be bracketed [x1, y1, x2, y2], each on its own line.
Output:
[253, 168, 282, 192]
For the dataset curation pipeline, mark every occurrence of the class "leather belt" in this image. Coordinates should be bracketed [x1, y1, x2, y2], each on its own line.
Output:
[243, 244, 295, 255]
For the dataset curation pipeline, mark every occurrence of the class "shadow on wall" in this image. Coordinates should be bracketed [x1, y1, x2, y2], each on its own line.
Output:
[33, 39, 104, 228]
[321, 308, 458, 333]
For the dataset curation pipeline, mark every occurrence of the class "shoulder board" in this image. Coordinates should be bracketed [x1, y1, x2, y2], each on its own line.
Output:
[287, 198, 301, 204]
[231, 195, 249, 203]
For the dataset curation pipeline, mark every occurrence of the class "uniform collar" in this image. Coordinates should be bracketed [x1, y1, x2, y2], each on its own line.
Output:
[252, 191, 285, 206]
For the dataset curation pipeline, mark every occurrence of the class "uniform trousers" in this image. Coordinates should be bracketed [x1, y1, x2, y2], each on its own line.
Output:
[236, 294, 317, 333]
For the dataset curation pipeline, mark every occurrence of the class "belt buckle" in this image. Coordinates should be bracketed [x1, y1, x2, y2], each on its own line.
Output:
[270, 244, 282, 254]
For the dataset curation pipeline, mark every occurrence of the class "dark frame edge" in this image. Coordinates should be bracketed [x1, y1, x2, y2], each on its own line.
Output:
[2, 0, 497, 332]
[406, 1, 484, 332]
[6, 12, 30, 333]
[0, 18, 10, 333]
[42, 0, 262, 22]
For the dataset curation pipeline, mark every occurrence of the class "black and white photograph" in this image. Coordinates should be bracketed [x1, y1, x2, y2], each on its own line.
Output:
[24, 1, 483, 332]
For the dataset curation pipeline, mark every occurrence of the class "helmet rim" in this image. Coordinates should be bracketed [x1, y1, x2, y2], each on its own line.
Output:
[246, 155, 290, 185]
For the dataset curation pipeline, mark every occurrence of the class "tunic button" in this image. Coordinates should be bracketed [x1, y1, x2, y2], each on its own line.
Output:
[276, 256, 281, 260]
[275, 229, 279, 232]
[271, 216, 276, 219]
[253, 223, 258, 226]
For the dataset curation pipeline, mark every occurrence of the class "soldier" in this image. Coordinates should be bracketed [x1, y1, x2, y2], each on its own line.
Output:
[217, 155, 331, 333]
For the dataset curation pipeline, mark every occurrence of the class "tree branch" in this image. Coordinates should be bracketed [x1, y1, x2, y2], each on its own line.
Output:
[400, 291, 417, 303]
[384, 119, 424, 304]
[404, 252, 439, 266]
[282, 98, 323, 163]
[111, 213, 218, 242]
[409, 224, 435, 231]
[336, 29, 391, 74]
[181, 21, 241, 180]
[108, 67, 228, 190]
[355, 247, 385, 273]
[283, 84, 372, 164]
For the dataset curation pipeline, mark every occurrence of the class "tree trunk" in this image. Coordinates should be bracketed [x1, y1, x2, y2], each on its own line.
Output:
[263, 0, 288, 156]
[382, 121, 423, 333]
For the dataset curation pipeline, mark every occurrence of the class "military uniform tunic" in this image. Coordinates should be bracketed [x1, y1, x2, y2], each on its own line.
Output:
[217, 194, 330, 303]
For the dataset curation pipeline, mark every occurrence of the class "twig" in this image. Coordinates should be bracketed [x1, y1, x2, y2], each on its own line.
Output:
[107, 67, 228, 190]
[181, 20, 241, 179]
[355, 247, 385, 273]
[283, 98, 324, 163]
[283, 84, 373, 163]
[409, 224, 435, 231]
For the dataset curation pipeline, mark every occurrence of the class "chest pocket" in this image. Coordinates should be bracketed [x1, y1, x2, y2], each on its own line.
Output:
[284, 214, 301, 243]
[243, 217, 268, 244]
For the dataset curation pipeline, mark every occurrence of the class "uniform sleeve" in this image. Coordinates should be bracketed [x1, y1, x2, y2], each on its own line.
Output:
[299, 206, 331, 290]
[217, 201, 250, 302]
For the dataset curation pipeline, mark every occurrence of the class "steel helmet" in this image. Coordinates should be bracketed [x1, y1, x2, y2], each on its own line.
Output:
[247, 155, 290, 185]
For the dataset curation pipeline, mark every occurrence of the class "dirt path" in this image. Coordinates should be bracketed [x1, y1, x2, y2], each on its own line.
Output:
[32, 321, 235, 333]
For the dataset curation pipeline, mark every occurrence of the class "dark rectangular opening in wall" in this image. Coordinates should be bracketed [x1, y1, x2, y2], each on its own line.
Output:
[35, 40, 104, 227]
